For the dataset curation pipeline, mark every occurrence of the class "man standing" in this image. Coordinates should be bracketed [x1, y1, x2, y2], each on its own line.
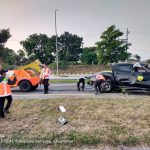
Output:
[0, 69, 17, 118]
[40, 64, 51, 94]
[94, 74, 106, 95]
[0, 64, 12, 114]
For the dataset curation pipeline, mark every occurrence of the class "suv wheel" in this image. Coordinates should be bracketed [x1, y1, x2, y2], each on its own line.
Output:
[101, 81, 112, 92]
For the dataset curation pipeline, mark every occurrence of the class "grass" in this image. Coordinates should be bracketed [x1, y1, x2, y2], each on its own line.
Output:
[0, 97, 150, 149]
[51, 64, 110, 74]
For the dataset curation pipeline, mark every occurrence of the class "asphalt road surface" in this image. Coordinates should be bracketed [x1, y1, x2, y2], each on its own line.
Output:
[11, 83, 150, 100]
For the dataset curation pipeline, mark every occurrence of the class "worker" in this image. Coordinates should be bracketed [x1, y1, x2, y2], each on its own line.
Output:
[0, 69, 17, 118]
[94, 74, 106, 95]
[40, 64, 51, 94]
[77, 78, 85, 91]
[0, 64, 12, 114]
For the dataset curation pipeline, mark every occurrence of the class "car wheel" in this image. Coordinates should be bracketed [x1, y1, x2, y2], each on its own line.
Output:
[101, 81, 112, 92]
[19, 80, 32, 92]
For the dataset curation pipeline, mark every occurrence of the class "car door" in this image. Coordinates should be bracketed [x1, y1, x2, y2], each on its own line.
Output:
[134, 68, 150, 88]
[114, 64, 132, 85]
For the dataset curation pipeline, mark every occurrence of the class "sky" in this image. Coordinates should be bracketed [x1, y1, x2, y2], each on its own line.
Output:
[0, 0, 150, 60]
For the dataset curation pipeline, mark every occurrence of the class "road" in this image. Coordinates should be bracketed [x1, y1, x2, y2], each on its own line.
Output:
[11, 83, 150, 100]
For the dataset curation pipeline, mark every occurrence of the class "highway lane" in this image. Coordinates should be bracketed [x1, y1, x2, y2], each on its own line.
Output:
[12, 83, 95, 99]
[11, 83, 150, 100]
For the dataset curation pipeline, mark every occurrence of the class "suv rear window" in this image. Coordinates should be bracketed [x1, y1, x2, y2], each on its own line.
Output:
[117, 65, 131, 72]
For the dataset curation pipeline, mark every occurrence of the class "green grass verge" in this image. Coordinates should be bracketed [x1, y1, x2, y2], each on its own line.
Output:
[0, 97, 150, 149]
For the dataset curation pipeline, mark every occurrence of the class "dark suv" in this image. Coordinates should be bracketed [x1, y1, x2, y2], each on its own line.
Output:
[78, 62, 150, 92]
[112, 63, 150, 89]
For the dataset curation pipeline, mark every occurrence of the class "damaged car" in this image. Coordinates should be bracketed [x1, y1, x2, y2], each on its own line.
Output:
[77, 62, 150, 92]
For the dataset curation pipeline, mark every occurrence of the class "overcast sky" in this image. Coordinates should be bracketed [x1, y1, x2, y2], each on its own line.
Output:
[1, 0, 150, 60]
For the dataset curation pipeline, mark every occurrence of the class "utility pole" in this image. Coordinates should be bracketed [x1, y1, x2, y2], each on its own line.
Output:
[55, 9, 58, 76]
[126, 28, 130, 51]
[126, 28, 130, 41]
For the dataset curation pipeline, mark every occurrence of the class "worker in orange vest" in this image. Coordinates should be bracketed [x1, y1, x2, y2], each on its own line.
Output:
[0, 69, 17, 118]
[40, 64, 51, 94]
[94, 74, 106, 95]
[0, 64, 14, 114]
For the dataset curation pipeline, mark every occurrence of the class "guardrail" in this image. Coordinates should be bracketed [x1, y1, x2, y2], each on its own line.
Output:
[50, 74, 93, 80]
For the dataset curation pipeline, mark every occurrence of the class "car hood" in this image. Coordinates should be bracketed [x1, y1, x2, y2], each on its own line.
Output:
[85, 71, 112, 80]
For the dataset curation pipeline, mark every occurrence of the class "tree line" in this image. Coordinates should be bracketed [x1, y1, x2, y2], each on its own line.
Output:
[0, 25, 145, 68]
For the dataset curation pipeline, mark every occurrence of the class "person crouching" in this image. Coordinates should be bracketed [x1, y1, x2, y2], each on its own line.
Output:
[94, 74, 106, 95]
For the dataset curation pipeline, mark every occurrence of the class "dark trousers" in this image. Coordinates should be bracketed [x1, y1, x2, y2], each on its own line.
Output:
[94, 80, 103, 93]
[0, 95, 12, 117]
[0, 97, 5, 117]
[43, 79, 49, 93]
[77, 78, 85, 91]
[5, 95, 12, 111]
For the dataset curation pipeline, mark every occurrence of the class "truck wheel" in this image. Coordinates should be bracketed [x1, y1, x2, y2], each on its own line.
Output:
[101, 81, 112, 92]
[19, 80, 32, 92]
[32, 84, 38, 90]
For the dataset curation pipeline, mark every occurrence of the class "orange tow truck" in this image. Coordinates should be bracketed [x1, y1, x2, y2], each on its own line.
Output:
[8, 60, 42, 92]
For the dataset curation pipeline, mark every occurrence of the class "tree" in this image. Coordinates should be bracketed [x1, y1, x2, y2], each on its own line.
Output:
[127, 53, 141, 62]
[0, 28, 11, 57]
[0, 29, 11, 46]
[0, 47, 17, 65]
[96, 25, 131, 64]
[0, 29, 16, 65]
[15, 49, 27, 65]
[17, 49, 26, 60]
[58, 32, 83, 63]
[3, 48, 17, 65]
[20, 34, 55, 64]
[81, 47, 98, 64]
[133, 54, 141, 61]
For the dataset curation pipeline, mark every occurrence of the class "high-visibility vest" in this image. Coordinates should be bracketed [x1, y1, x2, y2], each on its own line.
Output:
[0, 77, 12, 97]
[96, 74, 106, 81]
[41, 68, 51, 79]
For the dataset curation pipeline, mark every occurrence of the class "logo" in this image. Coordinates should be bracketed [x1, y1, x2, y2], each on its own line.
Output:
[137, 76, 144, 81]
